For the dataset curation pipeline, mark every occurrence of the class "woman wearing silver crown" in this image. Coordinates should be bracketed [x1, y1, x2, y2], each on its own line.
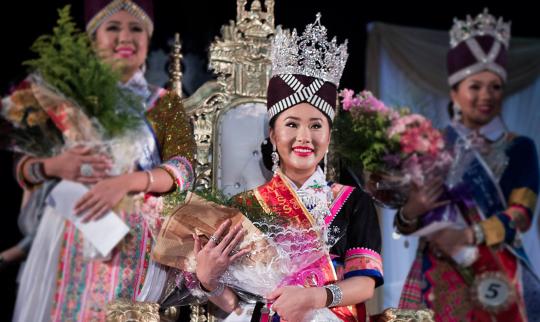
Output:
[397, 9, 540, 321]
[192, 14, 383, 322]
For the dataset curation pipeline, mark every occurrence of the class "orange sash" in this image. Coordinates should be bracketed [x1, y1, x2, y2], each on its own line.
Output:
[254, 172, 362, 322]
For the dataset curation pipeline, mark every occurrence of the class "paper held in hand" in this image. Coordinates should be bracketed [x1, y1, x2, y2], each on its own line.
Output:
[411, 203, 466, 237]
[48, 180, 130, 257]
[411, 221, 456, 237]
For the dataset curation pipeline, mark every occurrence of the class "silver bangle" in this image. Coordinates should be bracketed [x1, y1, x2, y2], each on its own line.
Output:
[199, 281, 225, 297]
[143, 170, 154, 193]
[472, 223, 485, 245]
[398, 209, 418, 226]
[28, 161, 47, 183]
[324, 283, 343, 307]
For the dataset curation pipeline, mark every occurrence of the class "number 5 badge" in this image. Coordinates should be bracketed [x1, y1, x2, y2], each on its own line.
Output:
[471, 271, 516, 313]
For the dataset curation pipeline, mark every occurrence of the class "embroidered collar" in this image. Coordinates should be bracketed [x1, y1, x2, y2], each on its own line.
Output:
[283, 167, 325, 190]
[453, 116, 507, 142]
[281, 167, 332, 221]
[119, 69, 152, 109]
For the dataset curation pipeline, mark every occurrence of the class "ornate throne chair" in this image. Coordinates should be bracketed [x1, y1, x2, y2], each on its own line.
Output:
[183, 0, 275, 197]
[182, 1, 276, 319]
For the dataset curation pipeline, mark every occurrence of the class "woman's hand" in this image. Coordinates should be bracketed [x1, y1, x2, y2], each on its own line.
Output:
[43, 145, 111, 184]
[194, 219, 249, 291]
[429, 227, 474, 257]
[0, 245, 27, 268]
[74, 174, 130, 222]
[401, 176, 449, 220]
[266, 286, 326, 322]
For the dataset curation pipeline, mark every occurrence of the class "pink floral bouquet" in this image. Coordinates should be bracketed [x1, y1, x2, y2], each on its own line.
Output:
[335, 90, 452, 207]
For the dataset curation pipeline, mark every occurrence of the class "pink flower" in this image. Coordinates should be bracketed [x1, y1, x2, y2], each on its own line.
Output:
[340, 89, 390, 113]
[388, 110, 400, 121]
[388, 119, 406, 137]
[363, 95, 388, 113]
[400, 129, 423, 154]
[339, 89, 355, 111]
[390, 113, 447, 158]
[351, 97, 362, 108]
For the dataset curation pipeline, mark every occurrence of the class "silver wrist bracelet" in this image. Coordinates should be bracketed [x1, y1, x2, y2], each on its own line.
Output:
[324, 283, 343, 307]
[199, 281, 225, 297]
[398, 209, 418, 226]
[472, 223, 485, 245]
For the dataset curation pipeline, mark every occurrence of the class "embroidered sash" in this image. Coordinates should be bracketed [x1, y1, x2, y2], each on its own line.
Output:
[253, 172, 359, 321]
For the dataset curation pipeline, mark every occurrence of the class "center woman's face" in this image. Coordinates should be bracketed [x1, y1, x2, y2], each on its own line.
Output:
[94, 10, 149, 80]
[270, 103, 331, 175]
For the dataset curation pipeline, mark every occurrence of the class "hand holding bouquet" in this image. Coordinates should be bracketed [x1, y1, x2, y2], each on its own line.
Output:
[335, 90, 452, 208]
[152, 192, 337, 319]
[1, 6, 146, 174]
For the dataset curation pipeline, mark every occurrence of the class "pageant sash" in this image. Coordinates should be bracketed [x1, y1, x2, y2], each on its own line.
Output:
[447, 125, 531, 265]
[446, 125, 506, 217]
[253, 172, 359, 321]
[444, 126, 527, 320]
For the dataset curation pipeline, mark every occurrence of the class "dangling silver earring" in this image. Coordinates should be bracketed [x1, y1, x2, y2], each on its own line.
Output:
[140, 60, 147, 74]
[452, 102, 462, 122]
[323, 150, 328, 179]
[271, 144, 279, 173]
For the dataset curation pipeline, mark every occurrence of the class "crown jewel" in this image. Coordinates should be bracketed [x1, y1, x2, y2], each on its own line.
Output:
[271, 13, 348, 87]
[450, 8, 511, 48]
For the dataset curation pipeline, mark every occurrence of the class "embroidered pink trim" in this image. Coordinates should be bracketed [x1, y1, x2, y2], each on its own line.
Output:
[345, 247, 382, 261]
[344, 247, 383, 275]
[326, 185, 354, 225]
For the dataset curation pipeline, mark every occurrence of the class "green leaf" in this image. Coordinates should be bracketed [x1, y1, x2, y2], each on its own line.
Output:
[23, 5, 144, 138]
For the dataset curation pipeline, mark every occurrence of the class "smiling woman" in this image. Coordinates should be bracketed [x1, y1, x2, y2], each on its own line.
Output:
[270, 102, 331, 187]
[93, 10, 149, 82]
[450, 71, 504, 130]
[192, 14, 383, 322]
[11, 1, 196, 321]
[397, 9, 540, 322]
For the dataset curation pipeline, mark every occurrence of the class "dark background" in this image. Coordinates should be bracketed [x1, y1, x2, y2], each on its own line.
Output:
[1, 1, 538, 320]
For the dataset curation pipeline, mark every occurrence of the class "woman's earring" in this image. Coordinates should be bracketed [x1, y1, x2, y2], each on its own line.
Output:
[452, 102, 462, 122]
[271, 144, 279, 173]
[140, 61, 147, 74]
[323, 150, 328, 179]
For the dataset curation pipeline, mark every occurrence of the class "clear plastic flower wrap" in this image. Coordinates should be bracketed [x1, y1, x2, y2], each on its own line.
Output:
[220, 221, 329, 296]
[152, 192, 342, 320]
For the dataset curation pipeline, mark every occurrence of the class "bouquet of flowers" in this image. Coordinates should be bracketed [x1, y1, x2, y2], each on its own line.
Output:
[1, 6, 146, 174]
[152, 192, 339, 320]
[1, 80, 64, 156]
[334, 90, 452, 208]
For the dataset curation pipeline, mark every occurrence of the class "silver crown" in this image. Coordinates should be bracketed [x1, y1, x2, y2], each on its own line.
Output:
[271, 13, 348, 87]
[450, 8, 511, 49]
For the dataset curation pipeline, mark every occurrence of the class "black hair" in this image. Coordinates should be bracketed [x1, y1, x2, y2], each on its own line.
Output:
[260, 137, 275, 172]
